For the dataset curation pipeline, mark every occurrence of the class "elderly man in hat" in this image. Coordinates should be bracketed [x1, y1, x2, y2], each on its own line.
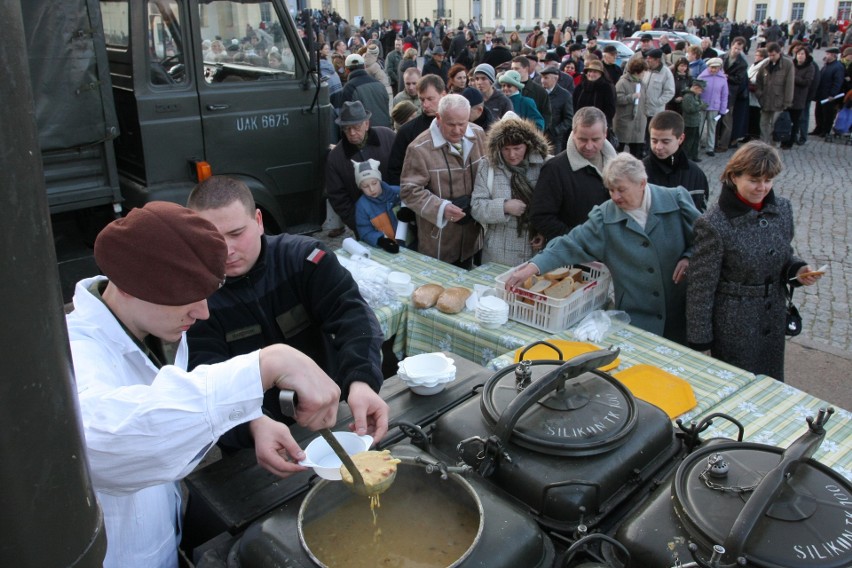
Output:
[641, 48, 675, 152]
[67, 202, 342, 568]
[422, 45, 450, 83]
[811, 46, 846, 137]
[325, 100, 396, 235]
[541, 66, 574, 152]
[472, 63, 513, 119]
[335, 53, 392, 128]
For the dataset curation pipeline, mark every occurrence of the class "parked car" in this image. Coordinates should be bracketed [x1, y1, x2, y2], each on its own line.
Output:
[548, 39, 634, 68]
[629, 30, 723, 56]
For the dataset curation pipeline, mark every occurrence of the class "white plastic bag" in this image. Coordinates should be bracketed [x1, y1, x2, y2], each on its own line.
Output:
[572, 310, 631, 342]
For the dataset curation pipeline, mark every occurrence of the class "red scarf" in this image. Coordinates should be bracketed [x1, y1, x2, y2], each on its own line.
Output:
[734, 189, 764, 211]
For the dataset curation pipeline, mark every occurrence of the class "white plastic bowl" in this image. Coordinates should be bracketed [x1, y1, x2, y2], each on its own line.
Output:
[298, 432, 373, 480]
[400, 353, 454, 379]
[409, 382, 448, 395]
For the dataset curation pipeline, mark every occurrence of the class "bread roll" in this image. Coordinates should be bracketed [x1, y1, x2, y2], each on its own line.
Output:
[436, 287, 472, 314]
[412, 284, 444, 308]
[528, 279, 552, 294]
[567, 267, 584, 283]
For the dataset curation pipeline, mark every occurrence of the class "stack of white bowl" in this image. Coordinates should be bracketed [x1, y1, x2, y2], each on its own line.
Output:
[397, 353, 457, 395]
[475, 296, 509, 328]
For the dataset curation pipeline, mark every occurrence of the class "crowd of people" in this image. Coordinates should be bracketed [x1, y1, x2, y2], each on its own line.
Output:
[64, 9, 848, 568]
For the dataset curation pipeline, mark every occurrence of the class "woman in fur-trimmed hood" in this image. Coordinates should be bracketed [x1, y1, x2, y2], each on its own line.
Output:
[471, 114, 552, 266]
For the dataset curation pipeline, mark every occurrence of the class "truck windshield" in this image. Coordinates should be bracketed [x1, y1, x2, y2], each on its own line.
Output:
[199, 1, 297, 83]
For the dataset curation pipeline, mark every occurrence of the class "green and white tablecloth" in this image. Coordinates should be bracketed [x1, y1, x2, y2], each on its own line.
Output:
[690, 376, 852, 479]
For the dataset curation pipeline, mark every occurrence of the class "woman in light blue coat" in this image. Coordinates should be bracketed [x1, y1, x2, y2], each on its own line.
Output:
[505, 153, 700, 344]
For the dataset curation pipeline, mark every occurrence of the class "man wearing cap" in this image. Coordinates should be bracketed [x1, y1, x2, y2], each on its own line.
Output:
[586, 36, 602, 60]
[641, 48, 676, 152]
[564, 43, 586, 73]
[755, 42, 794, 144]
[186, 177, 389, 449]
[335, 53, 392, 129]
[541, 66, 574, 152]
[387, 74, 447, 185]
[637, 34, 654, 58]
[325, 101, 396, 234]
[392, 67, 423, 110]
[530, 106, 617, 242]
[601, 45, 623, 84]
[67, 202, 342, 568]
[423, 46, 450, 83]
[472, 63, 513, 119]
[511, 56, 553, 131]
[400, 94, 487, 267]
[811, 47, 845, 137]
[461, 86, 495, 131]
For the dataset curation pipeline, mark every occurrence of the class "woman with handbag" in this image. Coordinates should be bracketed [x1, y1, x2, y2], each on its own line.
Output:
[686, 142, 822, 381]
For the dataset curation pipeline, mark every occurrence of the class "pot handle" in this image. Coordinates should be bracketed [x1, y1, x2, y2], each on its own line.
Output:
[492, 349, 620, 443]
[517, 340, 565, 361]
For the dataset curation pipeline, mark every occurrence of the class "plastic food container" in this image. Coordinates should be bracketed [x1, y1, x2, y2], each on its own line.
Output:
[299, 432, 373, 480]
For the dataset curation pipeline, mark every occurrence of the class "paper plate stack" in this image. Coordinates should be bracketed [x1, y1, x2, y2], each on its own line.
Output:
[475, 296, 509, 328]
[397, 353, 457, 395]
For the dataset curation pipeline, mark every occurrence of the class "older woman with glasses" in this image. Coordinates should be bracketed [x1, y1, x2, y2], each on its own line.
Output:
[506, 152, 700, 344]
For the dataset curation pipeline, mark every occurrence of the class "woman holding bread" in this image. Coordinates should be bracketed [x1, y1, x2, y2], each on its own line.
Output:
[471, 115, 552, 266]
[686, 142, 822, 380]
[505, 152, 700, 344]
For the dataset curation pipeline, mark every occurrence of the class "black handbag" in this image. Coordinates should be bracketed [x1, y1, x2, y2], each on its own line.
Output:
[784, 284, 803, 337]
[451, 195, 474, 225]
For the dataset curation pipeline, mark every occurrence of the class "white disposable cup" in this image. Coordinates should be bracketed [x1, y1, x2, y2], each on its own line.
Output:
[388, 271, 411, 290]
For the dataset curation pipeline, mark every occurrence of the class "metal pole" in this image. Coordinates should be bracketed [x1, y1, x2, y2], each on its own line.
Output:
[0, 1, 106, 566]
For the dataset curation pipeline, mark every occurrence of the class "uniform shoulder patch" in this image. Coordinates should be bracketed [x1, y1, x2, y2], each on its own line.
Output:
[306, 248, 326, 264]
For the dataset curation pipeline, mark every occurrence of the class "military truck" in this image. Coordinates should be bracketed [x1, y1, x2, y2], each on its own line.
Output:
[24, 0, 332, 299]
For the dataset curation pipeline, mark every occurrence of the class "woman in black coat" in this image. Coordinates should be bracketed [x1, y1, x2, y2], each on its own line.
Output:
[572, 59, 616, 127]
[781, 46, 815, 149]
[686, 142, 822, 380]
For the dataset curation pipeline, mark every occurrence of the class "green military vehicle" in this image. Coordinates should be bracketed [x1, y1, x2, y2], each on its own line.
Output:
[24, 0, 332, 299]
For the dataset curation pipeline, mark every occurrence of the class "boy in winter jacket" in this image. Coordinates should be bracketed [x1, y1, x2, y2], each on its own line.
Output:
[354, 159, 403, 253]
[697, 58, 729, 155]
[681, 79, 708, 161]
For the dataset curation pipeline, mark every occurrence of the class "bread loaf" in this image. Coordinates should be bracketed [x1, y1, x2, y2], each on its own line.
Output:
[436, 287, 472, 314]
[567, 267, 584, 282]
[528, 279, 552, 293]
[412, 284, 444, 308]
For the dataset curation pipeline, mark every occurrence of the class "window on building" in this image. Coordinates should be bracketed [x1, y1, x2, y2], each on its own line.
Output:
[838, 1, 851, 20]
[534, 0, 541, 19]
[515, 0, 522, 20]
[755, 4, 767, 23]
[495, 0, 502, 19]
[791, 3, 804, 20]
[552, 0, 558, 18]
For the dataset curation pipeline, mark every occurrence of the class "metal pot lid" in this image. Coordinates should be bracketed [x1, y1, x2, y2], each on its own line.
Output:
[480, 356, 636, 457]
[672, 442, 852, 567]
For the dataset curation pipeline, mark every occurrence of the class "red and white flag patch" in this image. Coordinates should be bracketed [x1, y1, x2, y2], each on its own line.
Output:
[306, 248, 326, 264]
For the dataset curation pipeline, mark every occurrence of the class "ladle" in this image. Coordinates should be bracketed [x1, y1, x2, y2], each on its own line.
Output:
[278, 389, 368, 495]
[340, 454, 473, 496]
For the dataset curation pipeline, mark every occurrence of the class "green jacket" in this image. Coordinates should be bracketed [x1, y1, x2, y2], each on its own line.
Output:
[681, 92, 707, 128]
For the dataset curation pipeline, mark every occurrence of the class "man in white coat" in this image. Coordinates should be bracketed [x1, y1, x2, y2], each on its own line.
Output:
[66, 202, 341, 568]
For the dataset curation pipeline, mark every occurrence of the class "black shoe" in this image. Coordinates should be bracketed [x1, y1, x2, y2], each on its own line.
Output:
[728, 143, 739, 150]
[327, 227, 346, 238]
[809, 130, 822, 136]
[706, 151, 715, 157]
[780, 143, 793, 149]
[796, 138, 806, 146]
[693, 157, 702, 163]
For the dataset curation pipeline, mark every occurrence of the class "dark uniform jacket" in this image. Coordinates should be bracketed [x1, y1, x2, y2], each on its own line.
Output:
[188, 235, 384, 448]
[338, 68, 392, 128]
[387, 112, 432, 184]
[522, 78, 553, 131]
[545, 83, 574, 153]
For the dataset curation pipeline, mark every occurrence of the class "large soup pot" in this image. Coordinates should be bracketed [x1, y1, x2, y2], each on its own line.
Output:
[430, 346, 682, 534]
[231, 444, 555, 568]
[615, 408, 852, 568]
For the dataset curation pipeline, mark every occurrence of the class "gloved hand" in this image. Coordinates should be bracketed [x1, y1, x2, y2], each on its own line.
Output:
[397, 207, 416, 223]
[377, 237, 400, 254]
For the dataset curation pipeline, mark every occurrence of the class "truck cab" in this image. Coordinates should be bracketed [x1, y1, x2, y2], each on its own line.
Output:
[100, 0, 331, 235]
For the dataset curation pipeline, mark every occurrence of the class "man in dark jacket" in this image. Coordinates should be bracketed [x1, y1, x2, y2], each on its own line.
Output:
[512, 56, 552, 131]
[601, 45, 623, 85]
[644, 111, 709, 211]
[540, 67, 573, 153]
[326, 101, 396, 234]
[716, 37, 749, 151]
[531, 107, 617, 242]
[422, 46, 450, 83]
[336, 53, 392, 128]
[472, 63, 514, 119]
[387, 74, 446, 184]
[482, 36, 514, 68]
[186, 176, 389, 451]
[448, 25, 468, 61]
[811, 47, 845, 136]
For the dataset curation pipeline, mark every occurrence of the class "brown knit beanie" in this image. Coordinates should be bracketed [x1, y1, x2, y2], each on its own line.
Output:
[391, 100, 419, 127]
[94, 202, 227, 305]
